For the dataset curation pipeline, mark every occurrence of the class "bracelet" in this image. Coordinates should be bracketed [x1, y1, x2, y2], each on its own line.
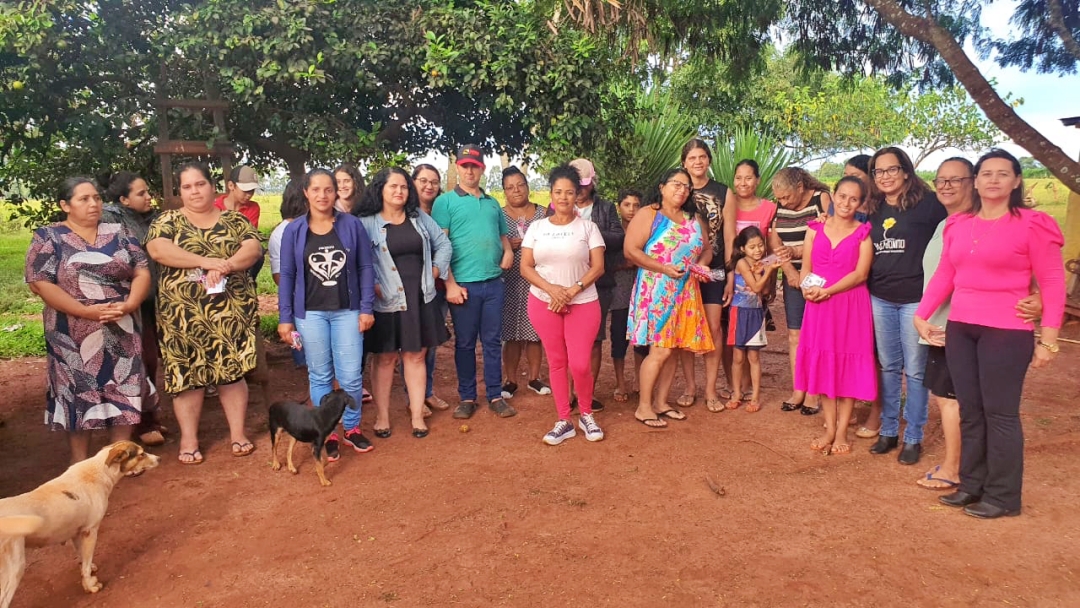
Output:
[1038, 341, 1060, 354]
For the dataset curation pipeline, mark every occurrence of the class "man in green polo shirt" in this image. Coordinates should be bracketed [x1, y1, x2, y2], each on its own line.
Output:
[432, 144, 515, 419]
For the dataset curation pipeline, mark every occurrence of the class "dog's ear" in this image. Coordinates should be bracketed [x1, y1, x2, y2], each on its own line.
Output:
[105, 441, 141, 467]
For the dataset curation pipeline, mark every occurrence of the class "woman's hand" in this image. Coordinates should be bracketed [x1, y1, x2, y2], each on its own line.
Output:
[723, 279, 734, 306]
[499, 248, 514, 270]
[431, 266, 440, 280]
[359, 314, 375, 332]
[802, 286, 830, 303]
[508, 236, 523, 250]
[913, 316, 946, 347]
[201, 257, 232, 274]
[278, 323, 298, 349]
[1015, 293, 1043, 323]
[82, 303, 125, 323]
[1031, 344, 1056, 368]
[661, 264, 685, 279]
[545, 285, 573, 309]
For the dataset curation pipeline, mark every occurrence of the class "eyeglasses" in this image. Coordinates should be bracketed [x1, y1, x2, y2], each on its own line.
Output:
[871, 166, 903, 179]
[414, 178, 440, 187]
[932, 177, 972, 189]
[665, 180, 692, 191]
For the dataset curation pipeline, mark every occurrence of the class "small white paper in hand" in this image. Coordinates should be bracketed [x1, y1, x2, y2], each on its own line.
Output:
[205, 278, 226, 294]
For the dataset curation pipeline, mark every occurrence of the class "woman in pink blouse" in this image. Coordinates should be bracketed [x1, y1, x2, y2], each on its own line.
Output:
[915, 149, 1065, 520]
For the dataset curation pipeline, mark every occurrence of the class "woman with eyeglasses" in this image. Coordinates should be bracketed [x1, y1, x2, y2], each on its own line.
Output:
[624, 168, 714, 428]
[768, 167, 831, 415]
[915, 149, 1064, 518]
[864, 146, 946, 467]
[410, 164, 452, 412]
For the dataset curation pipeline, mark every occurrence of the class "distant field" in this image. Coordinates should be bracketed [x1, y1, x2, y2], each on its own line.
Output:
[0, 181, 1074, 357]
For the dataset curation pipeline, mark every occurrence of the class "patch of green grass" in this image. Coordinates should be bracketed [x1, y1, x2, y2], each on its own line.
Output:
[0, 232, 41, 316]
[259, 313, 280, 341]
[0, 315, 45, 358]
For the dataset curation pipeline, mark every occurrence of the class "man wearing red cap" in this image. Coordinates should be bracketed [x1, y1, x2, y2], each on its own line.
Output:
[432, 145, 516, 419]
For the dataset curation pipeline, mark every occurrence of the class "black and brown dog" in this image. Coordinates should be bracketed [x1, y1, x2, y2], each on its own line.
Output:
[268, 390, 353, 487]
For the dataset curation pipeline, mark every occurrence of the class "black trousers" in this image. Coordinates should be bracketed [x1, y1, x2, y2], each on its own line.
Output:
[946, 321, 1033, 511]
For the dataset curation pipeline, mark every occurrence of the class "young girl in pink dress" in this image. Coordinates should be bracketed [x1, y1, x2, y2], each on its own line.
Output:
[795, 177, 878, 454]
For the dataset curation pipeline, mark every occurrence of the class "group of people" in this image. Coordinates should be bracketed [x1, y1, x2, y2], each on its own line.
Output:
[25, 138, 1067, 519]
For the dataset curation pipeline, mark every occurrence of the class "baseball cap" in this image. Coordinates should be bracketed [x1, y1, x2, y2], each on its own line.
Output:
[230, 165, 260, 191]
[569, 158, 595, 187]
[456, 144, 485, 168]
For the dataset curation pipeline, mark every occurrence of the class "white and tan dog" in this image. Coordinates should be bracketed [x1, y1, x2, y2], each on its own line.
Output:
[0, 441, 159, 608]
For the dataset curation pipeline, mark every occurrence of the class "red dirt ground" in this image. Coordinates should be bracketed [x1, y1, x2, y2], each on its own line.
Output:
[2, 311, 1080, 607]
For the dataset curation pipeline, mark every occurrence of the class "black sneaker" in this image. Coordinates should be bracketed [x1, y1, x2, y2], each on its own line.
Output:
[453, 400, 478, 419]
[570, 397, 605, 412]
[527, 379, 552, 395]
[501, 382, 518, 399]
[488, 398, 518, 418]
[342, 429, 374, 453]
[324, 433, 340, 462]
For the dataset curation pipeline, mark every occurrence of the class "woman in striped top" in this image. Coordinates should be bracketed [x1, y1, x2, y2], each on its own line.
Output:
[768, 167, 831, 415]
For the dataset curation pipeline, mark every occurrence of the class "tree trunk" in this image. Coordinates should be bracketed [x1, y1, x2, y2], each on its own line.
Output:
[1047, 0, 1080, 63]
[250, 137, 309, 179]
[861, 0, 1080, 195]
[445, 153, 459, 191]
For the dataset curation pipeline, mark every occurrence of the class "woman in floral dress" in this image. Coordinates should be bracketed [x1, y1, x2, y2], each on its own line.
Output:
[625, 168, 714, 427]
[25, 177, 155, 463]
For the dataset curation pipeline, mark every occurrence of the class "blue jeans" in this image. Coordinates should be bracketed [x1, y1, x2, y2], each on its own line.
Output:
[295, 310, 364, 432]
[871, 296, 929, 443]
[448, 278, 504, 402]
[424, 291, 448, 398]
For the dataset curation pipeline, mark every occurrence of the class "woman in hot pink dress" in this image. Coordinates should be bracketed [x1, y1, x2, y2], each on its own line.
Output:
[795, 177, 877, 454]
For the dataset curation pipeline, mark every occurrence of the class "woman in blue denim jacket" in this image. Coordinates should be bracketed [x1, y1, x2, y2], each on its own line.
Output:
[356, 168, 452, 438]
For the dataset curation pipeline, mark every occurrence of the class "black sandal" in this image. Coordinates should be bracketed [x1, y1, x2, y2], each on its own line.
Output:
[374, 428, 392, 439]
[412, 427, 429, 438]
[799, 405, 821, 416]
[781, 401, 803, 412]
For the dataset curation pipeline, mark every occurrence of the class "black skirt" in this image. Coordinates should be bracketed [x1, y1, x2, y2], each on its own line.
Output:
[365, 221, 449, 354]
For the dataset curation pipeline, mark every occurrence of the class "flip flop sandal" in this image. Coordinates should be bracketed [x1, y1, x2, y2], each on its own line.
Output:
[676, 394, 696, 407]
[745, 400, 762, 413]
[706, 398, 725, 413]
[635, 415, 667, 428]
[613, 390, 629, 403]
[830, 443, 852, 455]
[178, 449, 204, 465]
[656, 408, 687, 421]
[917, 465, 960, 490]
[719, 388, 734, 400]
[724, 398, 742, 410]
[231, 441, 255, 457]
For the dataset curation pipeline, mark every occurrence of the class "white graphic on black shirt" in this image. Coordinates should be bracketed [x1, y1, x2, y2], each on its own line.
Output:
[308, 248, 346, 286]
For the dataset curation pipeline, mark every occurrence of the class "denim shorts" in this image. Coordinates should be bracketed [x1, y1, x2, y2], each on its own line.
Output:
[782, 281, 807, 330]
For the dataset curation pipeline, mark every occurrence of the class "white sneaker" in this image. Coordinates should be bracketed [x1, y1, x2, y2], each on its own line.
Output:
[578, 413, 605, 442]
[542, 420, 576, 445]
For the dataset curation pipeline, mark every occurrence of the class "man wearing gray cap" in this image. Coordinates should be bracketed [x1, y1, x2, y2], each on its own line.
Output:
[567, 158, 624, 413]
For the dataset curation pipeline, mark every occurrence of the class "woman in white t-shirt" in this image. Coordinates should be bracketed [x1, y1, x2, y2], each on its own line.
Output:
[268, 180, 308, 367]
[520, 164, 607, 445]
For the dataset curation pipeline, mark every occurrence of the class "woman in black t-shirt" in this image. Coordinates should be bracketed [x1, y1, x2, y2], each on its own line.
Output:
[676, 138, 732, 410]
[865, 147, 946, 466]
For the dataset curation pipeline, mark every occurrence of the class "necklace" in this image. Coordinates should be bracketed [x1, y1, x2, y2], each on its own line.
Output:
[969, 213, 1006, 254]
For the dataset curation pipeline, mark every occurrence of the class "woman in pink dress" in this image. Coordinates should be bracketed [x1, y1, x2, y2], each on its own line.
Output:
[795, 177, 878, 454]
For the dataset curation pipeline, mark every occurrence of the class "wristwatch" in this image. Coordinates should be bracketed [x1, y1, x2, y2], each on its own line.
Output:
[575, 281, 585, 289]
[1038, 341, 1059, 354]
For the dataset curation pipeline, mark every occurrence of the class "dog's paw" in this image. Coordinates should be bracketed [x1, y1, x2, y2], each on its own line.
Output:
[83, 575, 103, 593]
[90, 562, 98, 574]
[320, 478, 332, 487]
[271, 461, 281, 471]
[288, 466, 299, 475]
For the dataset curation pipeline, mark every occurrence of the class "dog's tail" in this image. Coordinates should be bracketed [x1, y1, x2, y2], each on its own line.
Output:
[0, 515, 44, 537]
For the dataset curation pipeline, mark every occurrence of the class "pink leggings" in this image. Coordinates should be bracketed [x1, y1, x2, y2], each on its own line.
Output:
[527, 294, 601, 419]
